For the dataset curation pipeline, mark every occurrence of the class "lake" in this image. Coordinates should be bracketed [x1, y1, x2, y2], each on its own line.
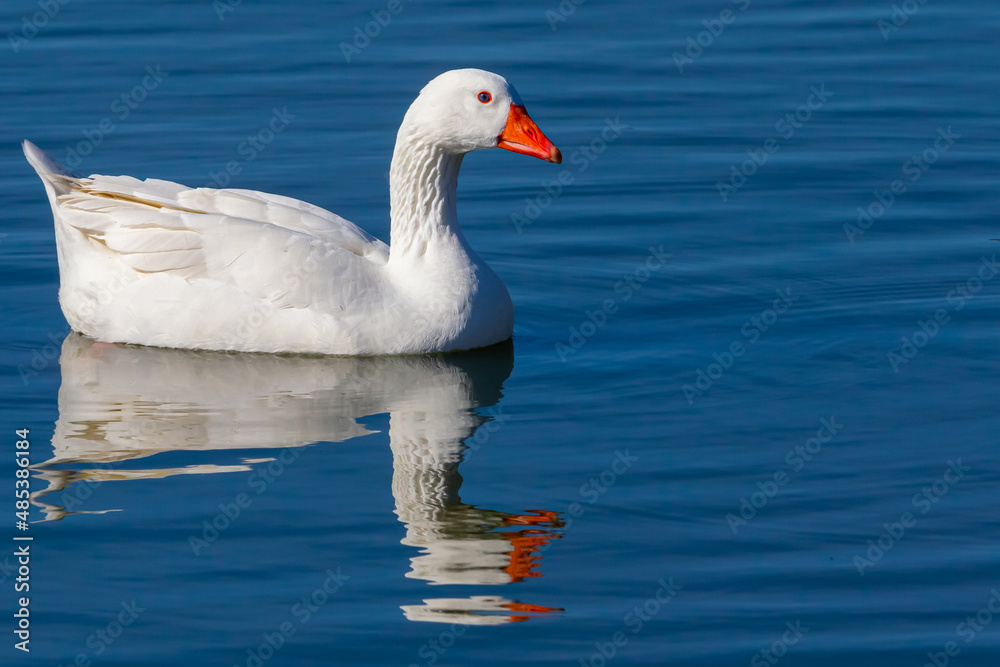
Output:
[1, 0, 999, 665]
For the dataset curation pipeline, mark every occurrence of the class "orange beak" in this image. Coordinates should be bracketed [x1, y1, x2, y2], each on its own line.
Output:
[497, 104, 562, 164]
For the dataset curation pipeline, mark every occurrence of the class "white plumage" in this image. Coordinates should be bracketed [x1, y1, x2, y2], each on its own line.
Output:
[24, 68, 561, 354]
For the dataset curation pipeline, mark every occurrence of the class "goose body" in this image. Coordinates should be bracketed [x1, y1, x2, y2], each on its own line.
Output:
[24, 69, 560, 355]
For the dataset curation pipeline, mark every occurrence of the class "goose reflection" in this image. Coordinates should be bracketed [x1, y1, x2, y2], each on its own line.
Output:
[36, 334, 562, 623]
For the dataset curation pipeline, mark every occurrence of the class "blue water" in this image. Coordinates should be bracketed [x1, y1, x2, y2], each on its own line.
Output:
[2, 0, 1000, 665]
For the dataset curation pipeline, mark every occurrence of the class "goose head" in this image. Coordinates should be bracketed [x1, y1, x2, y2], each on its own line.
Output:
[400, 68, 562, 164]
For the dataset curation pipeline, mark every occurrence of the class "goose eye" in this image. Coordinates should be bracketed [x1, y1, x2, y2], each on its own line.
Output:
[477, 91, 492, 104]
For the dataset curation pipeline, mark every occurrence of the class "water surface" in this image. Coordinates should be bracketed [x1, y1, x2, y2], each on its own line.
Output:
[1, 0, 999, 665]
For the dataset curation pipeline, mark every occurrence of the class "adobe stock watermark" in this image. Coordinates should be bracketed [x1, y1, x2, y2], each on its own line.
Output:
[853, 459, 969, 576]
[725, 417, 843, 534]
[538, 449, 638, 554]
[887, 255, 997, 373]
[339, 0, 410, 63]
[579, 578, 682, 667]
[189, 447, 303, 555]
[233, 568, 349, 667]
[513, 116, 630, 233]
[682, 287, 797, 405]
[225, 252, 400, 350]
[55, 599, 145, 667]
[203, 106, 295, 188]
[213, 0, 243, 21]
[19, 257, 153, 386]
[18, 327, 71, 385]
[922, 588, 1000, 667]
[545, 0, 585, 31]
[671, 0, 751, 73]
[224, 244, 344, 348]
[62, 65, 169, 169]
[409, 622, 469, 667]
[877, 0, 928, 41]
[844, 126, 959, 243]
[717, 84, 833, 201]
[461, 405, 510, 463]
[41, 419, 163, 519]
[0, 556, 17, 586]
[404, 598, 561, 663]
[555, 245, 671, 362]
[750, 621, 809, 667]
[48, 462, 120, 518]
[7, 0, 71, 53]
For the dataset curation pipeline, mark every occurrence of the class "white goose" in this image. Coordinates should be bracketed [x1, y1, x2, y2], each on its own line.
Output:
[24, 68, 561, 355]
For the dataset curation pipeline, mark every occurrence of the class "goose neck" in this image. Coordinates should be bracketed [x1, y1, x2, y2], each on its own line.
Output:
[388, 133, 466, 261]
